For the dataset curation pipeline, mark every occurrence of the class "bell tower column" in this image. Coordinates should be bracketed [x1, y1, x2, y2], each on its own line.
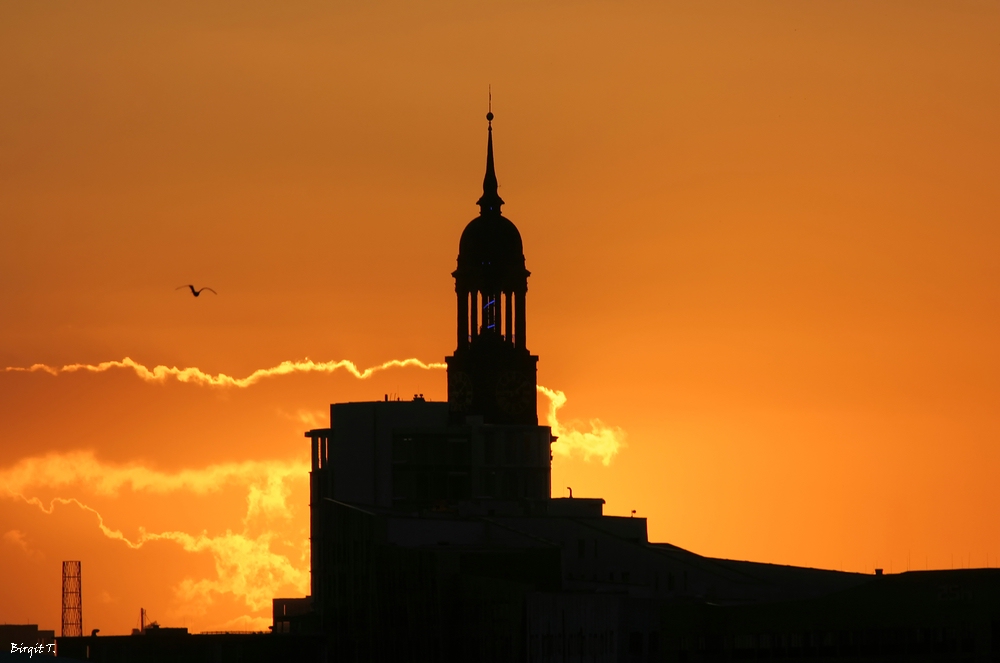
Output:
[471, 290, 479, 339]
[457, 286, 469, 347]
[515, 289, 526, 349]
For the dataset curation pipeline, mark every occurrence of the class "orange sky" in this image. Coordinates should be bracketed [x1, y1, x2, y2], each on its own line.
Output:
[2, 0, 999, 635]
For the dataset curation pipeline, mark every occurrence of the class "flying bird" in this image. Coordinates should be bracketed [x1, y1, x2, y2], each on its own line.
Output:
[176, 285, 217, 297]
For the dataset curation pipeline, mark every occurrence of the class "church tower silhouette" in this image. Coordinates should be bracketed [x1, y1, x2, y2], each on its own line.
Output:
[446, 110, 539, 425]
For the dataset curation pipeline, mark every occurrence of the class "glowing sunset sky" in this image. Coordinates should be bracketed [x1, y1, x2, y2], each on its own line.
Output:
[2, 0, 999, 634]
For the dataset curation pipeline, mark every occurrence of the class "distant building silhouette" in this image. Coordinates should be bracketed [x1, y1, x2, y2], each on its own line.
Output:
[57, 111, 1000, 663]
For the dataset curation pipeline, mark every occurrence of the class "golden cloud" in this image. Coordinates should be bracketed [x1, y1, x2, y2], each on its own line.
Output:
[0, 355, 625, 628]
[3, 453, 309, 618]
[5, 356, 625, 464]
[538, 386, 625, 466]
[3, 357, 447, 387]
[0, 450, 307, 500]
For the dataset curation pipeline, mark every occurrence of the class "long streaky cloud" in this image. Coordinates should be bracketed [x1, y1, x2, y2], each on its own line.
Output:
[4, 356, 623, 464]
[3, 357, 447, 388]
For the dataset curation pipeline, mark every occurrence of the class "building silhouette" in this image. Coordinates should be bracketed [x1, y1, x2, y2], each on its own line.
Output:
[1, 624, 56, 659]
[282, 112, 1000, 662]
[57, 112, 1000, 662]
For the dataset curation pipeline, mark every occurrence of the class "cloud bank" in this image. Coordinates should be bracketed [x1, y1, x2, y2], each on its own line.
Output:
[0, 355, 626, 628]
[2, 453, 309, 622]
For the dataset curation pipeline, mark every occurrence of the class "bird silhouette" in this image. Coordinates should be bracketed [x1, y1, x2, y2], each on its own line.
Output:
[176, 285, 217, 297]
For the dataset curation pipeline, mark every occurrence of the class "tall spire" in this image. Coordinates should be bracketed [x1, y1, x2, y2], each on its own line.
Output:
[477, 92, 504, 214]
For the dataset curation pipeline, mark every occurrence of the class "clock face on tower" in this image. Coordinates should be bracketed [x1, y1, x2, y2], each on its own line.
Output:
[448, 371, 474, 412]
[495, 370, 534, 417]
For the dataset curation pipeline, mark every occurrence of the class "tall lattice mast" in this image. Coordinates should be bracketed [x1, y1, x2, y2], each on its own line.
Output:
[61, 561, 82, 637]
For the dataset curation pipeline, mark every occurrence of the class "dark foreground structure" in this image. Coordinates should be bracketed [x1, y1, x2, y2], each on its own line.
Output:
[56, 114, 1000, 662]
[1, 624, 56, 659]
[55, 629, 325, 663]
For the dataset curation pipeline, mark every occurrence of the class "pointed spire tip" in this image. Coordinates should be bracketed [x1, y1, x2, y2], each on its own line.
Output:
[477, 103, 503, 214]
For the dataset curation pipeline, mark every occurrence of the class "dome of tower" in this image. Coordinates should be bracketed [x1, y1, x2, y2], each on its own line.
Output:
[456, 110, 527, 274]
[458, 214, 524, 267]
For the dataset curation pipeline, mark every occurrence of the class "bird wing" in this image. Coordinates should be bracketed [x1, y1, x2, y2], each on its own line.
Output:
[176, 285, 195, 292]
[200, 287, 218, 295]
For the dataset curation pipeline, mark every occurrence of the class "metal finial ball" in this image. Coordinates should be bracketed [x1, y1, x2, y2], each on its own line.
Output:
[486, 112, 494, 121]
